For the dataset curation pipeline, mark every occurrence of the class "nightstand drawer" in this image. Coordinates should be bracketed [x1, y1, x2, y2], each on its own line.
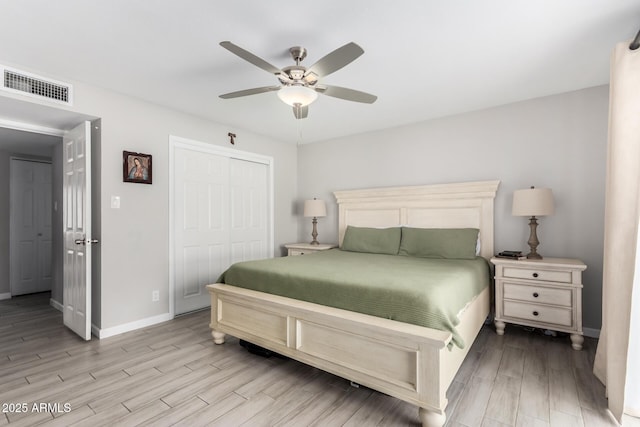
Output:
[503, 282, 572, 307]
[503, 301, 572, 327]
[503, 266, 572, 283]
[285, 243, 337, 256]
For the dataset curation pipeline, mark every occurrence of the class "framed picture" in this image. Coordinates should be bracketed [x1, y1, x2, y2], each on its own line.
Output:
[123, 151, 152, 184]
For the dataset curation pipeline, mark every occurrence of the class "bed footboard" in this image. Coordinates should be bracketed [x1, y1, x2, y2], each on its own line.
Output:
[207, 284, 489, 427]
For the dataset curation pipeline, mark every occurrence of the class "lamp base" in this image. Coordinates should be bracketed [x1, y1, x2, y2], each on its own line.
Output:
[526, 216, 543, 259]
[310, 217, 320, 245]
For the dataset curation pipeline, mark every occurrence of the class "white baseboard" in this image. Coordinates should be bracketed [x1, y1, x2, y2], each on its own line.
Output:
[584, 327, 601, 338]
[49, 298, 63, 312]
[0, 292, 11, 301]
[93, 312, 173, 339]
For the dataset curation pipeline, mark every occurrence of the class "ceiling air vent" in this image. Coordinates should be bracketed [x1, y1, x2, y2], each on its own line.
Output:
[1, 65, 73, 106]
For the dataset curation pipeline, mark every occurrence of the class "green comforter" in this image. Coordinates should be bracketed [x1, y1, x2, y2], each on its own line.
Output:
[218, 249, 490, 348]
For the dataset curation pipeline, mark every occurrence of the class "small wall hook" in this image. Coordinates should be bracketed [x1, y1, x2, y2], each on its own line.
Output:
[228, 132, 236, 145]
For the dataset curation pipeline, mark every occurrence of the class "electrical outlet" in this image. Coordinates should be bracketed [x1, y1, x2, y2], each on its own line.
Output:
[152, 290, 159, 302]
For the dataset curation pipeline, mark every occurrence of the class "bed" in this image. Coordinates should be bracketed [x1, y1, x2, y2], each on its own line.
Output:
[207, 180, 500, 427]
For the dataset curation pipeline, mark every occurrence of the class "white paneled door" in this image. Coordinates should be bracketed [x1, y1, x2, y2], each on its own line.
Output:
[172, 142, 270, 315]
[63, 121, 93, 340]
[10, 159, 53, 296]
[230, 158, 268, 264]
[174, 147, 230, 315]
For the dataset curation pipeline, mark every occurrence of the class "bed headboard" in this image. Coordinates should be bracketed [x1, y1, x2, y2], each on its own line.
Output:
[333, 180, 500, 260]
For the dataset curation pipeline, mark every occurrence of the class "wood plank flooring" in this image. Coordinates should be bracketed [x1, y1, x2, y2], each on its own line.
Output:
[0, 292, 618, 426]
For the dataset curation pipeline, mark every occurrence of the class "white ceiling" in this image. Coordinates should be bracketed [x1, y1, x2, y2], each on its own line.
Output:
[0, 1, 638, 144]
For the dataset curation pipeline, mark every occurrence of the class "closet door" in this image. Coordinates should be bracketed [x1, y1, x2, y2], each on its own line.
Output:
[10, 159, 53, 296]
[229, 158, 268, 264]
[174, 148, 230, 314]
[173, 142, 272, 315]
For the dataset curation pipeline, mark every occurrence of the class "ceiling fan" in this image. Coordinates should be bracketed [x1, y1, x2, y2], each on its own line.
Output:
[219, 41, 377, 119]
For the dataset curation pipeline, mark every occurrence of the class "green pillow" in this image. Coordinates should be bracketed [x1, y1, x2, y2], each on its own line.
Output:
[399, 227, 479, 259]
[341, 226, 401, 255]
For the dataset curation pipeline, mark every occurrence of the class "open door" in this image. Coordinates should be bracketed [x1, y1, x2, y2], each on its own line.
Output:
[63, 121, 94, 340]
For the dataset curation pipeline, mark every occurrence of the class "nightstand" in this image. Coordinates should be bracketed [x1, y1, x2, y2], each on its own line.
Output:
[285, 243, 337, 256]
[491, 257, 587, 350]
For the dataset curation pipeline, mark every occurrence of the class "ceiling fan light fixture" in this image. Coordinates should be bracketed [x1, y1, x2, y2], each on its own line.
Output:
[277, 85, 318, 107]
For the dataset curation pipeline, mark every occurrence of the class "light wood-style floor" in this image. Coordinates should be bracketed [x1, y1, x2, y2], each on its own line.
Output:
[0, 292, 618, 427]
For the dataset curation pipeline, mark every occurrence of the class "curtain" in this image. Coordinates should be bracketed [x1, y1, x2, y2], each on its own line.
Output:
[593, 41, 640, 422]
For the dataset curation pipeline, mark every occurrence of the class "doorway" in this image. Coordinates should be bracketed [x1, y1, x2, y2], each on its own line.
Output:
[0, 116, 98, 341]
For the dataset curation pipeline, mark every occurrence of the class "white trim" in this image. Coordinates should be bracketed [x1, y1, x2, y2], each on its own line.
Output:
[49, 298, 63, 312]
[584, 327, 601, 338]
[170, 135, 275, 166]
[168, 135, 275, 318]
[0, 292, 11, 301]
[0, 117, 65, 137]
[92, 313, 173, 339]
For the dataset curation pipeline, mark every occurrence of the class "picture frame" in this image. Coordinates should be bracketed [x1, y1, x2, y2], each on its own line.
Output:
[123, 151, 152, 184]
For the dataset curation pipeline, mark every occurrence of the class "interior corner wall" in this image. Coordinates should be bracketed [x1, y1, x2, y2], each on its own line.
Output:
[91, 119, 102, 328]
[296, 85, 609, 332]
[0, 150, 10, 297]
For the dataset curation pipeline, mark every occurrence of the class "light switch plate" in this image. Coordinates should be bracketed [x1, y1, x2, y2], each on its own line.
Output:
[111, 196, 121, 209]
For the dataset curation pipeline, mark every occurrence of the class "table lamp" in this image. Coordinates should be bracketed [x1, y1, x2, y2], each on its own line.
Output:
[512, 186, 555, 259]
[304, 198, 327, 245]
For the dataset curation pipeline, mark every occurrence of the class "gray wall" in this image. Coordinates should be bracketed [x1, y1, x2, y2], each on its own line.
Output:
[297, 86, 609, 332]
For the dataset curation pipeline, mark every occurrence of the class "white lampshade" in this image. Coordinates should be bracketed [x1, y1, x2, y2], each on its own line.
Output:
[512, 187, 555, 217]
[277, 85, 318, 107]
[304, 199, 326, 218]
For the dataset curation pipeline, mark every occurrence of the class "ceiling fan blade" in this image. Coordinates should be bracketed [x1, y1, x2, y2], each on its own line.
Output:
[293, 104, 308, 119]
[220, 41, 281, 75]
[317, 85, 377, 104]
[219, 86, 280, 99]
[305, 42, 364, 78]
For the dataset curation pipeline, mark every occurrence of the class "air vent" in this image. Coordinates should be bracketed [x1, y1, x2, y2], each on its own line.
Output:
[1, 65, 73, 105]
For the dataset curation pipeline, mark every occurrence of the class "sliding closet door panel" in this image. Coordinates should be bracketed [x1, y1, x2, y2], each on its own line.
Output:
[174, 148, 230, 314]
[229, 158, 268, 264]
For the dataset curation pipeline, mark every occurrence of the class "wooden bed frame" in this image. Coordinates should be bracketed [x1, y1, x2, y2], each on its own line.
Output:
[207, 180, 500, 427]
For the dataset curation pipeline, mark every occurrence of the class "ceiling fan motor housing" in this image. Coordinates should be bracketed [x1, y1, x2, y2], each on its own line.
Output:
[289, 46, 307, 64]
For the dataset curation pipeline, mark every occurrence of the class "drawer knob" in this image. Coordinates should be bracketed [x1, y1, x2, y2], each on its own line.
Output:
[533, 311, 539, 316]
[532, 272, 539, 278]
[533, 292, 539, 298]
